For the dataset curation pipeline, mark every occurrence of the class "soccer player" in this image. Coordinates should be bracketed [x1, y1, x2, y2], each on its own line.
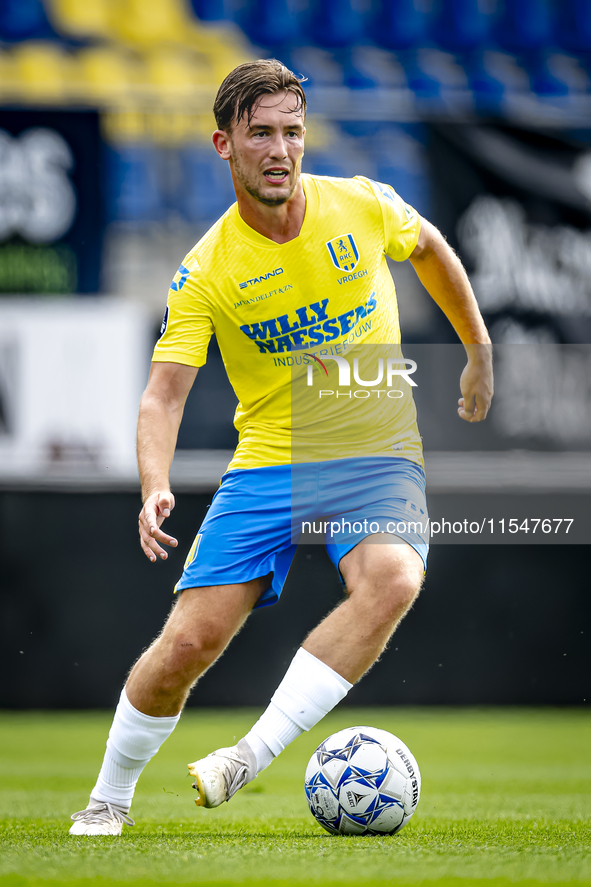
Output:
[70, 59, 493, 835]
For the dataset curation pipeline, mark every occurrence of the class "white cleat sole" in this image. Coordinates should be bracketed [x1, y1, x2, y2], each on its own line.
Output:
[69, 821, 123, 836]
[188, 741, 256, 809]
[187, 758, 226, 808]
[188, 763, 208, 807]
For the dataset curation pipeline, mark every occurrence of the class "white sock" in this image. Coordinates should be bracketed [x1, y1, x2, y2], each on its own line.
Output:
[244, 648, 352, 774]
[91, 689, 180, 810]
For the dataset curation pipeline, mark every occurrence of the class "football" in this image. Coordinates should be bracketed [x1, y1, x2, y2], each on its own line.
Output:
[304, 726, 421, 836]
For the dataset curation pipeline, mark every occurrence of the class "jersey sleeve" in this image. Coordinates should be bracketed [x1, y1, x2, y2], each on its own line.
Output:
[152, 253, 214, 368]
[356, 176, 421, 262]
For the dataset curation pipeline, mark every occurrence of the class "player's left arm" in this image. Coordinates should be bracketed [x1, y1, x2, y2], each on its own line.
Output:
[409, 216, 493, 423]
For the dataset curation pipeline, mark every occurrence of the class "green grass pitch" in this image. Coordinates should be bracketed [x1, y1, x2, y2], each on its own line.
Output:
[1, 708, 590, 887]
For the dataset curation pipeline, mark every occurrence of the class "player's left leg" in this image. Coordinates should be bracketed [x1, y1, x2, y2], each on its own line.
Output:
[303, 536, 424, 682]
[189, 538, 423, 807]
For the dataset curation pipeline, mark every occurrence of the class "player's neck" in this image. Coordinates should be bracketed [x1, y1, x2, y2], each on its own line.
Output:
[235, 181, 306, 244]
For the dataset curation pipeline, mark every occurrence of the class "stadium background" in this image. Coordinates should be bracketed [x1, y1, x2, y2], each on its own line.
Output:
[0, 0, 589, 709]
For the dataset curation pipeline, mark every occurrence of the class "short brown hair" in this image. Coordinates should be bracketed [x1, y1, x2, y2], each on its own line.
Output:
[213, 59, 306, 132]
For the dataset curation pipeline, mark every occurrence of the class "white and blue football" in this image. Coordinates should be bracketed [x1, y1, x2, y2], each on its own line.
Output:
[304, 726, 421, 836]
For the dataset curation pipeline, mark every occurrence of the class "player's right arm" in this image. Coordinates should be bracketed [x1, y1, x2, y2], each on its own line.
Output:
[137, 361, 198, 562]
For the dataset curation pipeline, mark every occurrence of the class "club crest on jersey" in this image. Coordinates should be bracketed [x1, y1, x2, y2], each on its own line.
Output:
[326, 234, 359, 273]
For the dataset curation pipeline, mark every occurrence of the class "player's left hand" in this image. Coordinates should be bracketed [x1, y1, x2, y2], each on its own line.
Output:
[458, 348, 494, 422]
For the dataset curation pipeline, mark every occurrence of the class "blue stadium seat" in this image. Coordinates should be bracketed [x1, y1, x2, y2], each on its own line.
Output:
[339, 50, 377, 89]
[287, 45, 346, 88]
[493, 0, 555, 52]
[526, 53, 571, 96]
[305, 157, 351, 178]
[236, 0, 299, 48]
[178, 147, 236, 223]
[189, 0, 231, 22]
[399, 50, 443, 100]
[338, 120, 381, 139]
[104, 145, 163, 223]
[351, 45, 408, 89]
[0, 0, 56, 41]
[305, 0, 364, 49]
[367, 0, 429, 51]
[306, 122, 430, 218]
[372, 124, 430, 217]
[304, 122, 376, 181]
[431, 0, 492, 51]
[556, 0, 591, 53]
[289, 46, 375, 90]
[464, 51, 507, 113]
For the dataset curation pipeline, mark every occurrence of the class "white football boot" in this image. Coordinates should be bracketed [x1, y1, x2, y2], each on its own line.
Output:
[188, 738, 256, 808]
[69, 799, 135, 836]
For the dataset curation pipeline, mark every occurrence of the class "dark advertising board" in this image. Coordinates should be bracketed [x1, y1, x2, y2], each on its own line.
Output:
[413, 124, 591, 457]
[427, 122, 591, 346]
[0, 109, 104, 293]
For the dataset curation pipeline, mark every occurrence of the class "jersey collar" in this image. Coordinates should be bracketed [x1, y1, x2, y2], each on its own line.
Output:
[229, 174, 319, 248]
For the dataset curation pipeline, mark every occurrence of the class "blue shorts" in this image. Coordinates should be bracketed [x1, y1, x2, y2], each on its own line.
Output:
[175, 456, 429, 608]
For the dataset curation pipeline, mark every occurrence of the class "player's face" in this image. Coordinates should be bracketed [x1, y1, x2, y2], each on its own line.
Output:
[227, 91, 305, 207]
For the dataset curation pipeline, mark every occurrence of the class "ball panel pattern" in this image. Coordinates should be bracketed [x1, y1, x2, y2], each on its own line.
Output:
[304, 726, 420, 836]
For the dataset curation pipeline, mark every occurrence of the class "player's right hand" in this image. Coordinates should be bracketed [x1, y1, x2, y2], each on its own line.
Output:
[139, 491, 178, 562]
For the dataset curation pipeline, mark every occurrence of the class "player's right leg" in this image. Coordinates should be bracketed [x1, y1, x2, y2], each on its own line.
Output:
[70, 464, 298, 833]
[69, 577, 265, 836]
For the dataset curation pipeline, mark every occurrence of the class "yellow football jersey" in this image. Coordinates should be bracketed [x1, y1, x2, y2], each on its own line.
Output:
[153, 173, 423, 471]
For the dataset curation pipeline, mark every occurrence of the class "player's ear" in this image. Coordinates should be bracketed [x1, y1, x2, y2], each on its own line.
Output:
[213, 129, 232, 160]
